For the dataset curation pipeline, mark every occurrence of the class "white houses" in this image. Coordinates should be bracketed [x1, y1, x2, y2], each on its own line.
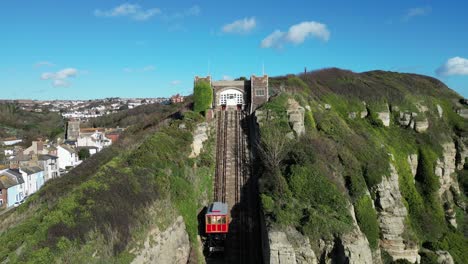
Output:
[0, 169, 25, 208]
[38, 154, 60, 181]
[77, 130, 112, 152]
[20, 166, 45, 196]
[57, 145, 79, 170]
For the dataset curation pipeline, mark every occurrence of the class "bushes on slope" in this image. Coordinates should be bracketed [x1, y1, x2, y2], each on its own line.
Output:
[354, 195, 380, 249]
[193, 81, 212, 115]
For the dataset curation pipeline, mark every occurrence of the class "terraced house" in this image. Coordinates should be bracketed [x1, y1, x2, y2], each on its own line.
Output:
[0, 169, 25, 208]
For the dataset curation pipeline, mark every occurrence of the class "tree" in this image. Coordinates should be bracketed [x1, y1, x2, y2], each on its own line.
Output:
[78, 148, 90, 160]
[193, 81, 213, 115]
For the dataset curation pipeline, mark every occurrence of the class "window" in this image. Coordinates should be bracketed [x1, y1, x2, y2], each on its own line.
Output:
[255, 88, 265, 96]
[0, 189, 2, 195]
[0, 199, 3, 206]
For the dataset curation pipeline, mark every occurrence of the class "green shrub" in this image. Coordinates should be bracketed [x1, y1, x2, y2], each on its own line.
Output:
[193, 81, 213, 115]
[354, 196, 380, 249]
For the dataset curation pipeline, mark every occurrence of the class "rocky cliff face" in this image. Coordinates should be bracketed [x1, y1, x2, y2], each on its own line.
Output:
[373, 164, 420, 263]
[189, 122, 209, 158]
[268, 228, 317, 264]
[377, 105, 391, 127]
[131, 216, 190, 264]
[287, 98, 306, 137]
[436, 142, 463, 228]
[341, 204, 375, 264]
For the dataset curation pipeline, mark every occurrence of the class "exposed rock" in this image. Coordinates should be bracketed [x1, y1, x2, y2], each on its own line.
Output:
[437, 104, 444, 118]
[341, 204, 374, 264]
[373, 164, 420, 263]
[305, 105, 311, 111]
[435, 250, 455, 264]
[435, 142, 463, 227]
[397, 112, 428, 132]
[348, 112, 357, 119]
[407, 154, 418, 182]
[286, 132, 295, 140]
[416, 104, 428, 113]
[361, 109, 369, 118]
[361, 102, 369, 118]
[268, 228, 317, 264]
[414, 119, 429, 133]
[435, 142, 458, 196]
[377, 105, 390, 127]
[398, 112, 412, 127]
[178, 123, 187, 129]
[131, 216, 190, 264]
[189, 122, 209, 158]
[287, 99, 306, 137]
[324, 104, 332, 110]
[456, 137, 468, 170]
[456, 108, 468, 119]
[391, 105, 400, 112]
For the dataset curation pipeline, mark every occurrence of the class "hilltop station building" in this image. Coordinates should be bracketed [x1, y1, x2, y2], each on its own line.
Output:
[194, 75, 269, 113]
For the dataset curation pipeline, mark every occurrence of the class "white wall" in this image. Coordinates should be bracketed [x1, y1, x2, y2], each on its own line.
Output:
[57, 146, 78, 169]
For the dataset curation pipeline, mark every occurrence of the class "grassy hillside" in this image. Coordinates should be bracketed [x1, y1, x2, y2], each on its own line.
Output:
[258, 69, 468, 263]
[0, 100, 215, 263]
[0, 104, 64, 145]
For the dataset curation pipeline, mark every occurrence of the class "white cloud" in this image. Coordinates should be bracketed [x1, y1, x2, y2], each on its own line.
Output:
[261, 30, 285, 48]
[94, 3, 161, 21]
[287, 21, 330, 43]
[41, 68, 78, 87]
[261, 21, 330, 49]
[162, 5, 201, 21]
[436, 57, 468, 76]
[34, 61, 55, 68]
[403, 7, 431, 21]
[171, 80, 181, 85]
[222, 17, 256, 34]
[222, 75, 233, 81]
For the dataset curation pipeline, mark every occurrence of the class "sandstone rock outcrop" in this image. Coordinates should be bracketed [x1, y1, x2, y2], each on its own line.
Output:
[437, 104, 444, 118]
[341, 204, 374, 264]
[435, 250, 455, 264]
[456, 137, 468, 170]
[407, 154, 418, 181]
[189, 122, 209, 158]
[268, 228, 317, 264]
[414, 119, 429, 133]
[435, 142, 463, 227]
[396, 112, 428, 132]
[456, 108, 468, 119]
[377, 105, 390, 127]
[287, 99, 305, 137]
[373, 164, 420, 263]
[131, 216, 190, 264]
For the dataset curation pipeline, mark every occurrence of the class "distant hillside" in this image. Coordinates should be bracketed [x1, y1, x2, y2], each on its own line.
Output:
[83, 97, 192, 129]
[257, 69, 468, 263]
[0, 104, 64, 145]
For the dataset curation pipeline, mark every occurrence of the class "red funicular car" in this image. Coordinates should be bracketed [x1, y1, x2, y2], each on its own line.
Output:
[205, 202, 229, 233]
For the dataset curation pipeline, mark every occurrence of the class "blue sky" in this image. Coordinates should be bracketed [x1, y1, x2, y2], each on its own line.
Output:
[1, 0, 467, 99]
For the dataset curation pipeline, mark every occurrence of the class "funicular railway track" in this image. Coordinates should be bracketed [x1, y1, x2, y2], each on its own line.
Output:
[209, 108, 260, 264]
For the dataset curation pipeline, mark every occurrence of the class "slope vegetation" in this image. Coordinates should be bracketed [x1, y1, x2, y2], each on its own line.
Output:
[258, 69, 467, 263]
